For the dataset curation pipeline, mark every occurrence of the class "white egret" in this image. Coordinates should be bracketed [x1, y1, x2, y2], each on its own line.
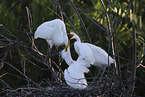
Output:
[64, 60, 90, 90]
[62, 40, 91, 90]
[62, 32, 115, 89]
[66, 33, 95, 65]
[68, 32, 115, 67]
[60, 35, 95, 66]
[62, 48, 90, 90]
[34, 19, 68, 48]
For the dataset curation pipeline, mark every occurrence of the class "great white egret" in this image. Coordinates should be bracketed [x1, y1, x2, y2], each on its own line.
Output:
[66, 33, 95, 65]
[60, 39, 95, 65]
[64, 59, 90, 90]
[62, 46, 90, 90]
[62, 39, 91, 90]
[34, 19, 68, 48]
[60, 35, 96, 66]
[67, 32, 115, 67]
[62, 32, 115, 90]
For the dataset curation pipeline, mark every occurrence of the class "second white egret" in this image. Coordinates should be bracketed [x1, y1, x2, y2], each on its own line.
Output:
[67, 32, 95, 65]
[68, 32, 115, 67]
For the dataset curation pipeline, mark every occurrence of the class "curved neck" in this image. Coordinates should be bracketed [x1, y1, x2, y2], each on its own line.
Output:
[61, 47, 75, 65]
[65, 48, 74, 65]
[75, 35, 81, 43]
[76, 37, 81, 42]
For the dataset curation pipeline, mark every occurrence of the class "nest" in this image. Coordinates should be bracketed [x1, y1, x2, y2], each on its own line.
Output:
[1, 79, 118, 97]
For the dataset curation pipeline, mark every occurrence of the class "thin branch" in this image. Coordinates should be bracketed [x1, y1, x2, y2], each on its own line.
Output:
[0, 72, 8, 78]
[69, 0, 92, 43]
[26, 7, 45, 56]
[40, 3, 61, 18]
[77, 8, 107, 33]
[52, 0, 77, 34]
[0, 59, 40, 87]
[100, 0, 125, 96]
[129, 24, 136, 96]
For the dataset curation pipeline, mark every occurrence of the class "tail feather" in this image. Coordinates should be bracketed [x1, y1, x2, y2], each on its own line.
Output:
[109, 57, 115, 64]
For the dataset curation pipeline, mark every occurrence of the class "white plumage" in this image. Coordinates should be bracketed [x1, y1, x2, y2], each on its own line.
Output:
[74, 42, 96, 65]
[64, 60, 90, 90]
[60, 34, 96, 65]
[68, 32, 95, 65]
[34, 19, 68, 48]
[60, 48, 75, 65]
[34, 18, 115, 90]
[84, 43, 115, 67]
[61, 32, 115, 90]
[69, 32, 115, 67]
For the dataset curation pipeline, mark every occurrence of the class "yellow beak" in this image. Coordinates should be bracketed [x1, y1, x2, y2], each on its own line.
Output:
[67, 33, 75, 40]
[67, 33, 74, 36]
[64, 33, 74, 52]
[64, 40, 70, 52]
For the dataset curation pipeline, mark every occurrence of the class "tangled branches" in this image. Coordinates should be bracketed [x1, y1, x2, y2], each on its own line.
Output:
[0, 0, 145, 97]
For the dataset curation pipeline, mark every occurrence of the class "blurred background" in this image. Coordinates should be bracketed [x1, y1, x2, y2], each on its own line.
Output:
[0, 0, 145, 96]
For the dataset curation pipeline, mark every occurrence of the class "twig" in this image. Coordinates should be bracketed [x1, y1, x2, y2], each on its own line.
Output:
[77, 8, 107, 33]
[5, 87, 42, 92]
[0, 72, 8, 78]
[0, 79, 13, 90]
[100, 0, 125, 96]
[69, 0, 92, 43]
[113, 19, 122, 82]
[26, 7, 45, 56]
[48, 47, 60, 85]
[129, 24, 136, 96]
[0, 59, 40, 87]
[40, 3, 61, 18]
[137, 64, 145, 68]
[55, 1, 64, 20]
[52, 0, 77, 34]
[0, 51, 8, 69]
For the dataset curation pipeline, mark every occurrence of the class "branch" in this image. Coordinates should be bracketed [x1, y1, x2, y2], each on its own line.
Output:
[69, 0, 92, 43]
[0, 59, 40, 87]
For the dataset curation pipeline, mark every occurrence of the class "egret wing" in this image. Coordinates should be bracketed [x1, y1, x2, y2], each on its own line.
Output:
[85, 43, 114, 67]
[34, 21, 55, 39]
[74, 42, 95, 64]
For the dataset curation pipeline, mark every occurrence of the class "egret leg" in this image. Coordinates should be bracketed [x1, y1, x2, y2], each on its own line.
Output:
[48, 46, 60, 86]
[56, 46, 63, 86]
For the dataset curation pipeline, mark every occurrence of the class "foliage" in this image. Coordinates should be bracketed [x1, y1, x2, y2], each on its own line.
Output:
[0, 0, 145, 96]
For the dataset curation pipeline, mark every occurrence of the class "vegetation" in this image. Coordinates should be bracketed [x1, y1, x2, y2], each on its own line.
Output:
[0, 0, 145, 96]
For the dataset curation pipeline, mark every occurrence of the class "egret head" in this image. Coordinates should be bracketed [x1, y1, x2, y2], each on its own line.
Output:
[64, 32, 81, 52]
[67, 32, 76, 40]
[67, 32, 81, 42]
[67, 32, 74, 38]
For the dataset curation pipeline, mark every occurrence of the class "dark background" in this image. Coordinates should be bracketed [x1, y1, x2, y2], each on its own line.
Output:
[0, 0, 145, 96]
